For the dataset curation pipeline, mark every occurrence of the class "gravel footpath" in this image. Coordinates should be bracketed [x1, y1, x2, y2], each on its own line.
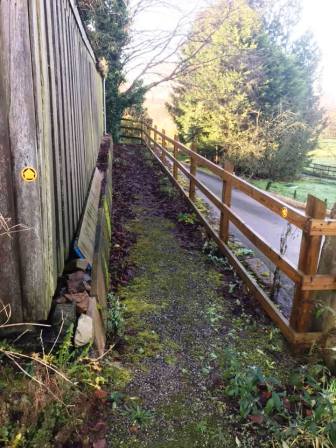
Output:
[106, 144, 299, 448]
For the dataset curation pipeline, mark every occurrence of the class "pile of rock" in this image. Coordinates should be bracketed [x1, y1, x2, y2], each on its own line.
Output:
[51, 259, 105, 354]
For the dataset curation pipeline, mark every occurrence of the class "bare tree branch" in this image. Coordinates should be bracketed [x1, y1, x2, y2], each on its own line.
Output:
[123, 0, 236, 93]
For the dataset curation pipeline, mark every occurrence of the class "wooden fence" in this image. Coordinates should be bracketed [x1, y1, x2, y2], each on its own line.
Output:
[0, 0, 105, 322]
[121, 119, 336, 347]
[305, 162, 336, 180]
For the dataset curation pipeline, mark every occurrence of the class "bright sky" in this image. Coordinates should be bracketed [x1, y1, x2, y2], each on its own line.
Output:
[300, 0, 336, 106]
[130, 0, 336, 108]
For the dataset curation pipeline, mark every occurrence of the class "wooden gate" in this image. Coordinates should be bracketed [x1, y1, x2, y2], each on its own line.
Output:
[0, 0, 105, 322]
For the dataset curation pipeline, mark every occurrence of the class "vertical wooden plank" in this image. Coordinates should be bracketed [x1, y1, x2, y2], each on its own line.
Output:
[44, 0, 65, 273]
[29, 0, 59, 313]
[58, 0, 75, 248]
[51, 0, 71, 258]
[73, 23, 85, 217]
[154, 125, 158, 150]
[7, 0, 45, 321]
[64, 3, 79, 226]
[0, 0, 24, 322]
[219, 161, 234, 243]
[63, 0, 77, 238]
[290, 195, 327, 332]
[68, 18, 81, 222]
[144, 122, 148, 145]
[161, 129, 166, 163]
[311, 205, 336, 336]
[189, 142, 197, 202]
[140, 121, 144, 142]
[173, 135, 179, 180]
[79, 46, 88, 202]
[75, 37, 85, 209]
[85, 62, 94, 180]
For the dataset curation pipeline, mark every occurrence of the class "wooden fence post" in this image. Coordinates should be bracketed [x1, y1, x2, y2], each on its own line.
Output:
[154, 125, 158, 150]
[161, 129, 166, 164]
[189, 142, 197, 202]
[140, 121, 144, 143]
[290, 194, 327, 332]
[173, 134, 179, 180]
[143, 121, 148, 145]
[219, 161, 234, 243]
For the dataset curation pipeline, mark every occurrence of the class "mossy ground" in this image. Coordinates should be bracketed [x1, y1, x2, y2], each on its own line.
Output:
[107, 144, 307, 447]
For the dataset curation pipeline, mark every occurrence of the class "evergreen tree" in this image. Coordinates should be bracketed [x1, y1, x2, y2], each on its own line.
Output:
[169, 0, 325, 180]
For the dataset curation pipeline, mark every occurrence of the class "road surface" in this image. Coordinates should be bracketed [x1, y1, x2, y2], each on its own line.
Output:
[195, 170, 302, 267]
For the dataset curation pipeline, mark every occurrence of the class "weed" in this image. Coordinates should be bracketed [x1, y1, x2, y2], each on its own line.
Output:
[208, 253, 232, 270]
[228, 282, 237, 293]
[124, 404, 153, 427]
[206, 304, 223, 326]
[159, 178, 176, 198]
[218, 349, 336, 447]
[195, 420, 208, 434]
[234, 247, 254, 258]
[202, 239, 218, 255]
[106, 292, 125, 337]
[109, 391, 125, 409]
[203, 240, 235, 272]
[0, 426, 10, 445]
[177, 212, 197, 225]
[194, 197, 209, 216]
[55, 324, 75, 367]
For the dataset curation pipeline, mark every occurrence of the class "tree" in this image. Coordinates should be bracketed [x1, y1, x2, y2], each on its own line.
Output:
[169, 0, 325, 180]
[78, 0, 147, 139]
[78, 0, 236, 140]
[169, 0, 262, 163]
[323, 109, 336, 138]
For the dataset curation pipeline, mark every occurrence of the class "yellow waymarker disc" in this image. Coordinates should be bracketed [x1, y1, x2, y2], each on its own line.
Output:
[281, 207, 288, 219]
[21, 167, 38, 182]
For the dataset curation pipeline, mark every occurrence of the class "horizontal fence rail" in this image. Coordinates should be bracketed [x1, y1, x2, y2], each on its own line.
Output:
[304, 162, 336, 180]
[0, 0, 104, 322]
[120, 119, 336, 347]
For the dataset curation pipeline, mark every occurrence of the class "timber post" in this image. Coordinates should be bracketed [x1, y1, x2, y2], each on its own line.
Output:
[154, 125, 158, 151]
[219, 161, 234, 243]
[189, 142, 197, 201]
[161, 129, 166, 164]
[140, 121, 144, 143]
[290, 195, 327, 332]
[173, 134, 179, 180]
[142, 121, 147, 145]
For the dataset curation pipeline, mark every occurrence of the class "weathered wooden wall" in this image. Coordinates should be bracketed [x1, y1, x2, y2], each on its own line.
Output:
[0, 0, 104, 322]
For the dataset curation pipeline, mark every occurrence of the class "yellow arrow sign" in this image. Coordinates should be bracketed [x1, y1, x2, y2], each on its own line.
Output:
[281, 207, 288, 219]
[21, 167, 38, 182]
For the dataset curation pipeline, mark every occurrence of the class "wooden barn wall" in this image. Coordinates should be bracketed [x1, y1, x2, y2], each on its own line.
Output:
[0, 0, 104, 322]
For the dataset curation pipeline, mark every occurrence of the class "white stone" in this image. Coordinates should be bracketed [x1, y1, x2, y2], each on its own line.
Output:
[74, 314, 93, 347]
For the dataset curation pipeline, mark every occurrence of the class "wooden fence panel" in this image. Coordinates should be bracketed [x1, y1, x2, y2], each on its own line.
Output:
[0, 0, 104, 322]
[121, 120, 336, 347]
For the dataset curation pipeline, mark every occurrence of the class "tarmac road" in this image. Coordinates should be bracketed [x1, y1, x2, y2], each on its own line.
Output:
[194, 170, 303, 268]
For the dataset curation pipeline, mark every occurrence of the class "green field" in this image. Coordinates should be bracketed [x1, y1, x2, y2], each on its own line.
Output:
[250, 176, 336, 209]
[309, 138, 336, 164]
[249, 139, 336, 209]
